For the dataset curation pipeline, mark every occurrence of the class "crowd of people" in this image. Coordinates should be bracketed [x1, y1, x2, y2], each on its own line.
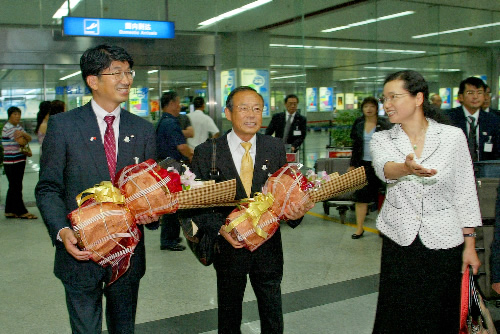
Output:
[0, 42, 497, 333]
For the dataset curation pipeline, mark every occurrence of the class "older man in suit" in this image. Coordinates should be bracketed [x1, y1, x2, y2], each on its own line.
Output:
[184, 86, 313, 333]
[444, 77, 500, 161]
[265, 94, 307, 152]
[35, 45, 156, 333]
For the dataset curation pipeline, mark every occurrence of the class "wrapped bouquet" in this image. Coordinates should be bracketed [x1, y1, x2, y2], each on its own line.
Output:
[225, 163, 367, 252]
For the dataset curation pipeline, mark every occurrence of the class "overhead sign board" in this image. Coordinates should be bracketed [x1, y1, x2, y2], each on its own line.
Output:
[63, 17, 175, 39]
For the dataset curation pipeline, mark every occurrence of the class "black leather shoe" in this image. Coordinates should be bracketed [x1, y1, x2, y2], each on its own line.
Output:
[160, 244, 186, 251]
[351, 232, 364, 239]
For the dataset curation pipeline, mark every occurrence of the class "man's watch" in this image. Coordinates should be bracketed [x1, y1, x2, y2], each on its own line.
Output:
[463, 233, 477, 238]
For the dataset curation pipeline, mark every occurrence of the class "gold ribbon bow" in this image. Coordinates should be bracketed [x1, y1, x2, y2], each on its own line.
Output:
[225, 192, 275, 239]
[76, 181, 125, 207]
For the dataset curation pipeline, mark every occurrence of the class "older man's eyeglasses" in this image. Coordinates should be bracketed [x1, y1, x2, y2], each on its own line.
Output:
[237, 105, 263, 114]
[378, 93, 410, 104]
[100, 70, 136, 80]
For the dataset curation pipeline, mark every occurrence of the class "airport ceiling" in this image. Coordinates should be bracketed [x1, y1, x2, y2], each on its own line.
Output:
[0, 0, 499, 86]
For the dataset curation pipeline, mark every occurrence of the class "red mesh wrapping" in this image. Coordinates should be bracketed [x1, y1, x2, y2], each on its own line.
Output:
[115, 159, 182, 220]
[262, 164, 311, 220]
[68, 199, 140, 285]
[226, 204, 280, 252]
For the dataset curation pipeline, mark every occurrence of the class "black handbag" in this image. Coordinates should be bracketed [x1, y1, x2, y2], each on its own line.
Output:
[179, 138, 221, 266]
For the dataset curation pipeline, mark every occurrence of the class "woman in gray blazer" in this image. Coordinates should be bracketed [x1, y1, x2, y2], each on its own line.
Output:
[370, 70, 481, 333]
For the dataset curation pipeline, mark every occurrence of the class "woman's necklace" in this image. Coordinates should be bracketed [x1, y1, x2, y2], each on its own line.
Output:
[410, 125, 428, 151]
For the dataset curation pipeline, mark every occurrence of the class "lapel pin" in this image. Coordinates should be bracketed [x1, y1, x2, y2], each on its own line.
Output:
[131, 135, 135, 138]
[134, 157, 139, 164]
[124, 136, 130, 143]
[262, 159, 269, 170]
[90, 137, 96, 141]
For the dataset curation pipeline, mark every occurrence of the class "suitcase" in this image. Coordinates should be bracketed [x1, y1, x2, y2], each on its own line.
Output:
[314, 158, 355, 223]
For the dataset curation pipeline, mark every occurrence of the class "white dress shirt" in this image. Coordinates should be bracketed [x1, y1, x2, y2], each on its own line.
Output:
[227, 129, 256, 176]
[187, 109, 220, 149]
[91, 99, 120, 158]
[370, 119, 482, 249]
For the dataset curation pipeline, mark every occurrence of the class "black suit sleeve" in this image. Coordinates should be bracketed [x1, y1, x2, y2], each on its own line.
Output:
[491, 180, 500, 282]
[265, 114, 278, 136]
[291, 114, 307, 149]
[35, 115, 71, 244]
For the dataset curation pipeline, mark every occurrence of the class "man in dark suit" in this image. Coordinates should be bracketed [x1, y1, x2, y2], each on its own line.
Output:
[483, 84, 500, 117]
[265, 94, 307, 152]
[186, 86, 313, 333]
[35, 45, 156, 333]
[444, 77, 500, 161]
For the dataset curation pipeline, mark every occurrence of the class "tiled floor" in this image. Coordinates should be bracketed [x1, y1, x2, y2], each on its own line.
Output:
[1, 131, 497, 333]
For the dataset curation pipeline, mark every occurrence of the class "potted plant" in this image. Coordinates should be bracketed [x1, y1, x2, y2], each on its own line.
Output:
[328, 109, 361, 157]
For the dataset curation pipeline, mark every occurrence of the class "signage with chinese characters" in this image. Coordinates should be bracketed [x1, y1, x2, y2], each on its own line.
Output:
[63, 17, 175, 39]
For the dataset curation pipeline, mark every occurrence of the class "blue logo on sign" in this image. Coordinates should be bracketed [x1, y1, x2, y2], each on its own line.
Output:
[227, 77, 234, 87]
[84, 19, 99, 35]
[253, 75, 265, 86]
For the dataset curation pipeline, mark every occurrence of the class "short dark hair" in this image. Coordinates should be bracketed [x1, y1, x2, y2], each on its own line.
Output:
[161, 91, 179, 109]
[35, 101, 51, 133]
[50, 100, 65, 116]
[193, 97, 205, 109]
[458, 77, 486, 95]
[360, 97, 379, 113]
[80, 44, 134, 90]
[384, 70, 448, 124]
[284, 94, 299, 104]
[225, 86, 263, 111]
[7, 106, 21, 118]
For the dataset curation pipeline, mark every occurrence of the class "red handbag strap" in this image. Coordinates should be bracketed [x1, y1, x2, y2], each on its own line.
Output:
[459, 266, 470, 334]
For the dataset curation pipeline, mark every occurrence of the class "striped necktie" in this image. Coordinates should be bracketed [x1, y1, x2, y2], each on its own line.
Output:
[467, 116, 478, 161]
[240, 142, 253, 197]
[104, 115, 117, 181]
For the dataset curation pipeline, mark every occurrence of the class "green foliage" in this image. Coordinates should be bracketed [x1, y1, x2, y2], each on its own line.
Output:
[330, 110, 361, 148]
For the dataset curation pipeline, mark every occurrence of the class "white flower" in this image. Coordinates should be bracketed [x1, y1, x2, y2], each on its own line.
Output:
[262, 165, 267, 171]
[124, 136, 130, 143]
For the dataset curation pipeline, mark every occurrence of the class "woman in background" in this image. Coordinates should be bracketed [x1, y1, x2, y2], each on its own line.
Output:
[2, 106, 37, 219]
[50, 99, 65, 116]
[348, 97, 391, 239]
[370, 70, 480, 333]
[35, 101, 51, 149]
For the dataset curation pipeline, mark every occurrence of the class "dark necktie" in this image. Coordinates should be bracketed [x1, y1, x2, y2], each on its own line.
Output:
[283, 114, 293, 143]
[104, 115, 117, 181]
[467, 116, 478, 162]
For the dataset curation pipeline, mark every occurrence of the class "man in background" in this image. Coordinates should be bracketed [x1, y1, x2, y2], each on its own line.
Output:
[444, 77, 500, 161]
[483, 84, 500, 117]
[430, 93, 442, 109]
[156, 91, 193, 251]
[265, 94, 307, 152]
[187, 96, 220, 149]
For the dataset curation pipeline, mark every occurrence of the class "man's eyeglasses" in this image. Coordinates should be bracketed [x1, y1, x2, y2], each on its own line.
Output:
[465, 90, 484, 96]
[100, 70, 136, 80]
[236, 105, 263, 114]
[378, 93, 410, 104]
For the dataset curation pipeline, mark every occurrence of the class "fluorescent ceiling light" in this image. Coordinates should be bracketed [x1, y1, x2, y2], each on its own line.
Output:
[322, 11, 414, 33]
[339, 75, 385, 82]
[270, 44, 425, 55]
[412, 22, 500, 39]
[364, 66, 460, 72]
[148, 70, 159, 74]
[270, 64, 318, 68]
[53, 0, 83, 19]
[271, 74, 306, 80]
[198, 0, 272, 28]
[59, 71, 81, 81]
[486, 40, 500, 44]
[25, 89, 38, 95]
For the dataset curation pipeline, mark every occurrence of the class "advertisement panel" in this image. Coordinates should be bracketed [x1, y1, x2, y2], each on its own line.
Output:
[306, 87, 318, 112]
[240, 69, 270, 117]
[319, 87, 334, 112]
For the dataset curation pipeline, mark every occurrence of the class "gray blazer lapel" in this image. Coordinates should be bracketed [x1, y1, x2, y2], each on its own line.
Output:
[75, 104, 110, 181]
[420, 120, 441, 163]
[390, 125, 412, 158]
[253, 134, 270, 192]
